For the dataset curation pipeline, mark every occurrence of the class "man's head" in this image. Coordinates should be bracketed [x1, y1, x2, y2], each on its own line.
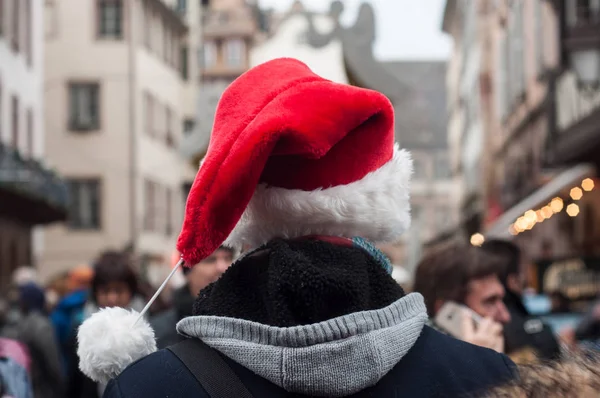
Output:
[481, 239, 524, 295]
[183, 246, 234, 295]
[414, 243, 511, 324]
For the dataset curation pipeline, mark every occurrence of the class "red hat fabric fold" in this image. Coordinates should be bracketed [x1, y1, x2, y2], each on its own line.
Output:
[177, 58, 411, 266]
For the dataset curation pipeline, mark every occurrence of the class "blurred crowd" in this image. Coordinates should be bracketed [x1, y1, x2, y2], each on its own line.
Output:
[1, 238, 599, 397]
[0, 246, 234, 398]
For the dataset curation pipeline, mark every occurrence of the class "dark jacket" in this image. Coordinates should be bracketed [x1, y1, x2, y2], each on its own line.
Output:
[2, 311, 65, 398]
[575, 299, 600, 341]
[105, 326, 516, 398]
[106, 239, 517, 397]
[50, 289, 88, 374]
[503, 291, 560, 362]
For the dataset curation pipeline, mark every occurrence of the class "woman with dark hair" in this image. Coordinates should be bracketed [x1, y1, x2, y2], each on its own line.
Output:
[69, 251, 145, 398]
[85, 251, 143, 316]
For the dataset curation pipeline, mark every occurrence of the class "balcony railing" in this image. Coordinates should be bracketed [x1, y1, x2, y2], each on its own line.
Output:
[202, 9, 256, 38]
[0, 142, 69, 224]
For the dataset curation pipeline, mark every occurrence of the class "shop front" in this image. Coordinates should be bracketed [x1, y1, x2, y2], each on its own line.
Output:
[484, 4, 600, 304]
[534, 256, 600, 312]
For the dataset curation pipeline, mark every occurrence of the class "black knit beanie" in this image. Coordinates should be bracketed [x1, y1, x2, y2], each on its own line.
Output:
[193, 238, 404, 327]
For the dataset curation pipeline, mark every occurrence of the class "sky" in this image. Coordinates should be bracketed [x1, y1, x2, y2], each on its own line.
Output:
[257, 0, 452, 61]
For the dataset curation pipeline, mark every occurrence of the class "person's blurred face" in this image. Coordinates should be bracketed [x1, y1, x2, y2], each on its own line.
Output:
[507, 254, 527, 295]
[187, 248, 233, 295]
[95, 281, 132, 308]
[465, 274, 511, 324]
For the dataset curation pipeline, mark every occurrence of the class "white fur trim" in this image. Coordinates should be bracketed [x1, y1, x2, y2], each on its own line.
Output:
[225, 144, 412, 249]
[77, 307, 157, 383]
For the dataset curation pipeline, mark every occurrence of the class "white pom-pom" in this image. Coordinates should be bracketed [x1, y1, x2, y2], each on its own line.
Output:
[77, 307, 157, 383]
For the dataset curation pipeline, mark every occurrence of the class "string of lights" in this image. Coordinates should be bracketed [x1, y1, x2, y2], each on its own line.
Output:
[470, 177, 596, 247]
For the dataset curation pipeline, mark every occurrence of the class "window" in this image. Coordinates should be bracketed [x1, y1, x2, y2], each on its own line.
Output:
[412, 204, 423, 228]
[164, 24, 171, 63]
[165, 188, 173, 236]
[11, 96, 18, 150]
[176, 0, 187, 15]
[97, 0, 123, 39]
[180, 46, 189, 80]
[218, 11, 229, 24]
[155, 103, 164, 139]
[509, 0, 525, 102]
[69, 83, 100, 131]
[202, 41, 217, 69]
[183, 119, 195, 135]
[45, 0, 57, 39]
[67, 179, 101, 229]
[567, 0, 600, 25]
[171, 36, 179, 69]
[434, 153, 450, 180]
[165, 107, 174, 147]
[144, 179, 156, 231]
[144, 92, 154, 137]
[25, 0, 32, 66]
[224, 39, 244, 67]
[26, 108, 33, 157]
[159, 18, 165, 59]
[12, 0, 19, 51]
[142, 5, 150, 49]
[182, 182, 192, 203]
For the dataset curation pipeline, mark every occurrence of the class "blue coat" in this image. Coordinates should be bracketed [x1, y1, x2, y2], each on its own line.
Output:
[104, 326, 517, 397]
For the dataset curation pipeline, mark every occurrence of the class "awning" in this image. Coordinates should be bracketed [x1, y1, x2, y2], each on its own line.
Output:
[485, 164, 596, 239]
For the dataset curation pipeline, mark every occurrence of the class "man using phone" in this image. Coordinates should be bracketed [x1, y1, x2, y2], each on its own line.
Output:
[481, 239, 560, 362]
[414, 243, 511, 352]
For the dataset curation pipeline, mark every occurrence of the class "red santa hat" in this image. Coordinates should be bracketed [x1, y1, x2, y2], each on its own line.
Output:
[178, 57, 411, 266]
[77, 58, 412, 383]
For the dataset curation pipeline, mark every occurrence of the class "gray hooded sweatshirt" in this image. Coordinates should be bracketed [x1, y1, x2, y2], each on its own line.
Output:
[177, 292, 428, 397]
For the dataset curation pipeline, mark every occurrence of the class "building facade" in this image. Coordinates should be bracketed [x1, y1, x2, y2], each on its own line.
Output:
[42, 0, 199, 282]
[181, 0, 264, 165]
[441, 0, 497, 243]
[446, 0, 600, 307]
[0, 0, 69, 287]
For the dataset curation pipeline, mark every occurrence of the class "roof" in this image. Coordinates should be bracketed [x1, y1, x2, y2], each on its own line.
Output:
[294, 3, 447, 149]
[384, 61, 448, 149]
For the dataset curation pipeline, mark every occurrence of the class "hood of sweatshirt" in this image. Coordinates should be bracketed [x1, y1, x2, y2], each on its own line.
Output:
[177, 238, 428, 397]
[178, 293, 427, 397]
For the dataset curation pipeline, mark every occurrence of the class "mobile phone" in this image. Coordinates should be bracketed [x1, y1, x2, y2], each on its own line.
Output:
[434, 302, 482, 339]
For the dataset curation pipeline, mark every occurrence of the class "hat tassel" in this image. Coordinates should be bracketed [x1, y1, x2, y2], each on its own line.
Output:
[135, 258, 184, 325]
